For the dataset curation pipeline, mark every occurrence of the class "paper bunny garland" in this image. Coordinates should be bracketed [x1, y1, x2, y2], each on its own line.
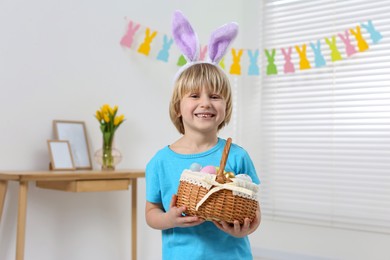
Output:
[172, 10, 238, 79]
[121, 13, 382, 77]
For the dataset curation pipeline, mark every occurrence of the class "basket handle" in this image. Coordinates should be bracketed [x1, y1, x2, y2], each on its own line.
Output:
[216, 137, 232, 184]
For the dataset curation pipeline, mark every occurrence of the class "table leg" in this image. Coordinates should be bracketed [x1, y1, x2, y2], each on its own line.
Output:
[0, 180, 8, 223]
[131, 179, 137, 260]
[16, 181, 28, 260]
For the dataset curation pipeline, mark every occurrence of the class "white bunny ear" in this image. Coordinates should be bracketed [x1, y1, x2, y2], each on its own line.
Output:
[208, 22, 238, 64]
[172, 10, 200, 62]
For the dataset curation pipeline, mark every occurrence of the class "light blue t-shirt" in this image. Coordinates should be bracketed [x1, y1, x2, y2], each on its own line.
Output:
[146, 138, 260, 260]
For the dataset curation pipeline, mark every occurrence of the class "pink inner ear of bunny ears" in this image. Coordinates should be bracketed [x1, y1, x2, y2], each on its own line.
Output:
[172, 11, 199, 62]
[208, 22, 238, 64]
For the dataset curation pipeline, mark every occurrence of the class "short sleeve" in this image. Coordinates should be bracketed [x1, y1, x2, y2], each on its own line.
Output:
[146, 157, 162, 203]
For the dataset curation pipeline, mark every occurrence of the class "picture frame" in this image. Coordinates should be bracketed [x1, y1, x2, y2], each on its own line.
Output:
[47, 140, 76, 171]
[53, 120, 92, 170]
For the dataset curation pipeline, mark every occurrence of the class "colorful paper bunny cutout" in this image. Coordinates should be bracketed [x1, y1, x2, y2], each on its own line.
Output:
[247, 49, 260, 76]
[295, 44, 311, 70]
[281, 47, 295, 74]
[172, 10, 238, 78]
[361, 20, 383, 44]
[177, 55, 187, 66]
[310, 40, 326, 68]
[120, 20, 141, 49]
[137, 28, 158, 56]
[338, 30, 357, 57]
[199, 45, 208, 61]
[265, 49, 277, 75]
[325, 36, 342, 62]
[229, 48, 243, 75]
[157, 34, 174, 62]
[350, 26, 369, 52]
[219, 57, 226, 70]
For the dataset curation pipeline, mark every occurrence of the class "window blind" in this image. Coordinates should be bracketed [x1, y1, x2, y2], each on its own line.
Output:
[257, 0, 390, 233]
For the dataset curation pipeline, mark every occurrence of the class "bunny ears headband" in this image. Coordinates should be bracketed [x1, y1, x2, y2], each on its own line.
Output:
[172, 10, 239, 79]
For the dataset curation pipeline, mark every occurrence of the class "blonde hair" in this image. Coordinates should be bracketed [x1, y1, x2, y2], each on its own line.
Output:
[169, 63, 232, 134]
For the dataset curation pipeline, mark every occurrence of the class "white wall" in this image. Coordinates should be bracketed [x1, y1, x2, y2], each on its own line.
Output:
[1, 0, 389, 259]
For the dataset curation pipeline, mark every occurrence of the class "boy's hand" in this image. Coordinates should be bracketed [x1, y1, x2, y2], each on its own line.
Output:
[213, 207, 261, 237]
[166, 194, 205, 228]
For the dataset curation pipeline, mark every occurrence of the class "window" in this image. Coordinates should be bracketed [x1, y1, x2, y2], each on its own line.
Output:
[256, 0, 390, 233]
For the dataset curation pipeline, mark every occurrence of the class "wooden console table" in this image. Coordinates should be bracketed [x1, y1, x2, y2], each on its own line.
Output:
[0, 169, 145, 260]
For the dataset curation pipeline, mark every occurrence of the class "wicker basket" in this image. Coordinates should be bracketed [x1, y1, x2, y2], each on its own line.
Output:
[176, 138, 258, 224]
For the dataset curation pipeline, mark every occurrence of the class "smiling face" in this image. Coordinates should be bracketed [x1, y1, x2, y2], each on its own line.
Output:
[169, 63, 232, 135]
[179, 86, 226, 135]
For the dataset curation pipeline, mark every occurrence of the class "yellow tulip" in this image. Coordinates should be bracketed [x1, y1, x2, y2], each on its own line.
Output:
[103, 113, 110, 123]
[108, 105, 114, 115]
[114, 114, 125, 126]
[95, 110, 102, 121]
[102, 104, 109, 114]
[113, 105, 118, 114]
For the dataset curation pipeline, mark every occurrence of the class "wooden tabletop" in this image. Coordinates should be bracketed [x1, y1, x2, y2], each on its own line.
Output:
[0, 169, 145, 181]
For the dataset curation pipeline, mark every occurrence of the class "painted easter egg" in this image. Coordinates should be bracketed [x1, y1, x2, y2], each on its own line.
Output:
[225, 172, 235, 179]
[200, 165, 216, 174]
[235, 174, 252, 182]
[190, 163, 202, 171]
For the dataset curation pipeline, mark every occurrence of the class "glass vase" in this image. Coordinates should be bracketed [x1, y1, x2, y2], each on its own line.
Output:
[94, 138, 122, 171]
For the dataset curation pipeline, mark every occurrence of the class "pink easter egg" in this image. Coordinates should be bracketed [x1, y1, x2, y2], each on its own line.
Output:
[200, 165, 216, 174]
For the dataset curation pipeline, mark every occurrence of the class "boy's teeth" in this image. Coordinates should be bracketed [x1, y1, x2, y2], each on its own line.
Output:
[197, 113, 212, 118]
